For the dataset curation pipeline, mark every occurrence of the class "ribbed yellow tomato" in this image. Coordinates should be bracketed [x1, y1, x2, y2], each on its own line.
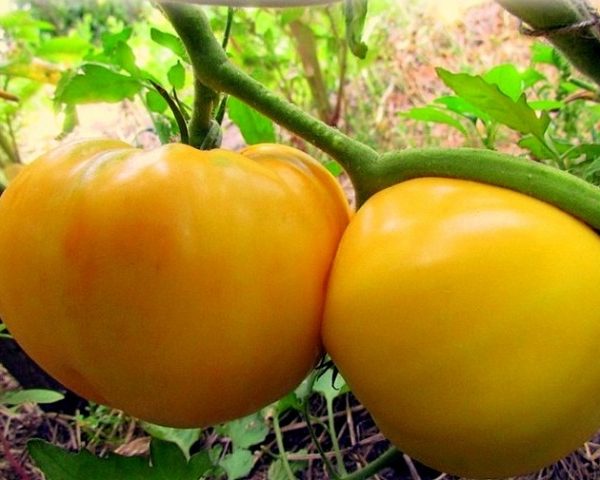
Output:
[0, 139, 350, 427]
[323, 177, 600, 478]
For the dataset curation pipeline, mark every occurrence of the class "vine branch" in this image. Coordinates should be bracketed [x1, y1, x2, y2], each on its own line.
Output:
[497, 0, 600, 88]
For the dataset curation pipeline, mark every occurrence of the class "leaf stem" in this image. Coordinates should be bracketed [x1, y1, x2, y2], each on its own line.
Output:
[326, 398, 348, 476]
[365, 148, 600, 229]
[339, 447, 403, 480]
[149, 80, 190, 144]
[272, 413, 296, 480]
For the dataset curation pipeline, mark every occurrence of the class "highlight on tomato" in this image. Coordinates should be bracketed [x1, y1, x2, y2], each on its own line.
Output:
[0, 138, 350, 428]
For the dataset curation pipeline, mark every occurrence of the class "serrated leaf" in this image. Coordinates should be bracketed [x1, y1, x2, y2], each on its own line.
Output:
[314, 369, 348, 404]
[220, 449, 254, 480]
[0, 389, 64, 406]
[57, 64, 141, 104]
[436, 68, 549, 141]
[228, 97, 276, 144]
[403, 106, 468, 136]
[167, 62, 186, 90]
[28, 439, 212, 480]
[150, 28, 189, 63]
[218, 412, 269, 450]
[142, 423, 201, 458]
[344, 0, 368, 59]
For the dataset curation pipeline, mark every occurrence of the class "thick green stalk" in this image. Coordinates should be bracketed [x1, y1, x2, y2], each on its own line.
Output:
[159, 1, 600, 232]
[497, 0, 600, 87]
[158, 1, 380, 180]
[362, 148, 600, 230]
[340, 447, 403, 480]
[189, 79, 220, 148]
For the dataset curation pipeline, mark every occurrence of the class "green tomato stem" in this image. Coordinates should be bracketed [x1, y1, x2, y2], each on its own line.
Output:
[158, 1, 381, 179]
[497, 0, 600, 88]
[326, 397, 348, 476]
[361, 148, 600, 230]
[272, 411, 297, 480]
[159, 1, 600, 232]
[189, 79, 220, 148]
[339, 446, 403, 480]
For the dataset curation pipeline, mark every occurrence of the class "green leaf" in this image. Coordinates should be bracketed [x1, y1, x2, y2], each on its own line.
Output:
[276, 375, 313, 414]
[101, 27, 133, 52]
[57, 64, 142, 105]
[518, 136, 555, 160]
[220, 449, 254, 480]
[436, 68, 550, 141]
[142, 423, 201, 458]
[228, 97, 276, 144]
[0, 389, 64, 406]
[403, 106, 468, 136]
[113, 42, 140, 77]
[531, 42, 569, 72]
[344, 0, 368, 59]
[35, 37, 91, 62]
[313, 369, 348, 404]
[564, 144, 600, 161]
[28, 438, 212, 480]
[60, 104, 78, 139]
[268, 452, 308, 480]
[150, 28, 189, 63]
[521, 67, 546, 89]
[528, 100, 565, 111]
[530, 42, 555, 65]
[434, 96, 490, 122]
[167, 62, 186, 90]
[146, 90, 168, 114]
[218, 412, 269, 450]
[280, 8, 304, 25]
[483, 64, 523, 101]
[324, 160, 344, 176]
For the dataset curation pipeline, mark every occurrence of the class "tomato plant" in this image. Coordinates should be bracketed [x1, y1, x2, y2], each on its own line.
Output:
[6, 1, 600, 479]
[0, 138, 350, 427]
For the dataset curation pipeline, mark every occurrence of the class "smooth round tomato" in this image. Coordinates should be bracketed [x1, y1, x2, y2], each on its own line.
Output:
[323, 177, 600, 478]
[0, 139, 350, 427]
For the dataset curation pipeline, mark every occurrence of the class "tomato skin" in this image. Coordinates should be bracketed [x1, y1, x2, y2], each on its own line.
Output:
[323, 177, 600, 478]
[0, 139, 350, 427]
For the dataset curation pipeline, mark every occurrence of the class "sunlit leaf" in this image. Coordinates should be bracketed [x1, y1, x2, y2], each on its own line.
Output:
[228, 97, 276, 144]
[437, 68, 550, 141]
[0, 389, 64, 406]
[29, 438, 212, 480]
[57, 64, 141, 104]
[344, 0, 368, 59]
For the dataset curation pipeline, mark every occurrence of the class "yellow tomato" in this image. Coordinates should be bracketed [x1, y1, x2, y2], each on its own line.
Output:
[0, 139, 350, 427]
[323, 177, 600, 478]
